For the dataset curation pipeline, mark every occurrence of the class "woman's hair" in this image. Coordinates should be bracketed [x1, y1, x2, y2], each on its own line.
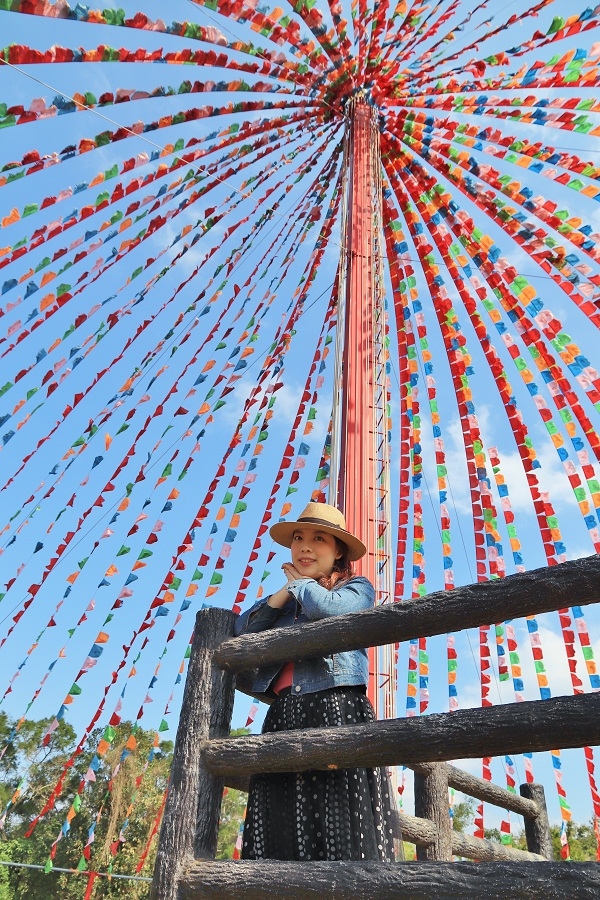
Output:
[317, 539, 354, 590]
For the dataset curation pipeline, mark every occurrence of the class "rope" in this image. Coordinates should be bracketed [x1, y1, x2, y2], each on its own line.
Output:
[0, 859, 152, 882]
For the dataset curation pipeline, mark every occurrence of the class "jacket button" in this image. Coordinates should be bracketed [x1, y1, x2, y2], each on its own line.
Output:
[294, 685, 301, 692]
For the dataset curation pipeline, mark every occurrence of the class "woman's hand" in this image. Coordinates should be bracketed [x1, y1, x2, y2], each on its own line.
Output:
[266, 561, 313, 609]
[281, 562, 304, 583]
[283, 561, 328, 582]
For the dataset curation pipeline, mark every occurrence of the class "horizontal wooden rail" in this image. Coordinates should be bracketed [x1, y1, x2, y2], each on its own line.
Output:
[411, 763, 539, 819]
[396, 811, 544, 862]
[214, 556, 600, 672]
[223, 763, 542, 822]
[179, 860, 600, 899]
[203, 692, 600, 777]
[224, 762, 542, 820]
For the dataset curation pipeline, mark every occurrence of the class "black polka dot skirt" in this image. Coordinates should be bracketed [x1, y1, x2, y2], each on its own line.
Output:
[241, 687, 396, 861]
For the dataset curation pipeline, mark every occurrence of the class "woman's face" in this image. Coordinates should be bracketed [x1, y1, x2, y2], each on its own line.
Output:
[290, 527, 343, 580]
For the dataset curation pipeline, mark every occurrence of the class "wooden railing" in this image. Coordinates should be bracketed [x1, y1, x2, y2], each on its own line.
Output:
[403, 762, 550, 862]
[151, 555, 600, 899]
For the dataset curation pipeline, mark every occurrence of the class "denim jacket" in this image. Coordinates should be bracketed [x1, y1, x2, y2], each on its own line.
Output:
[234, 576, 374, 697]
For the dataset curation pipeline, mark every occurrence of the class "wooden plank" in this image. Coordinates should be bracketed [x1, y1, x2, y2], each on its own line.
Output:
[202, 692, 600, 777]
[396, 812, 544, 862]
[521, 783, 553, 860]
[451, 830, 544, 863]
[223, 774, 250, 793]
[179, 860, 600, 899]
[150, 608, 237, 900]
[414, 763, 452, 860]
[214, 555, 600, 672]
[411, 763, 539, 819]
[396, 810, 437, 847]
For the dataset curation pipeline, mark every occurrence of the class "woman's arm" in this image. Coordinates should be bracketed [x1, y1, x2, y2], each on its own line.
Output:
[289, 576, 374, 620]
[234, 563, 301, 635]
[234, 570, 372, 634]
[234, 565, 299, 635]
[233, 595, 293, 636]
[243, 603, 284, 634]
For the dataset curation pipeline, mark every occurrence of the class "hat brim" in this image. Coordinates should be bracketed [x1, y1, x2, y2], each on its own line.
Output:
[269, 519, 367, 561]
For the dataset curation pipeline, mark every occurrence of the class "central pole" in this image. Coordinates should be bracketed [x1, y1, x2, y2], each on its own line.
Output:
[336, 97, 380, 708]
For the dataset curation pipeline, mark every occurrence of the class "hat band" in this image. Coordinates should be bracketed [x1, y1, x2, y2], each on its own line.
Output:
[297, 515, 348, 534]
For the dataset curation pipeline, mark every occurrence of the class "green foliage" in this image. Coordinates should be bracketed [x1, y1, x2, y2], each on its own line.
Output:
[451, 798, 476, 834]
[216, 788, 247, 859]
[483, 826, 502, 843]
[550, 821, 598, 861]
[483, 826, 527, 851]
[0, 713, 172, 898]
[0, 842, 20, 900]
[0, 717, 252, 896]
[484, 821, 598, 861]
[399, 841, 416, 860]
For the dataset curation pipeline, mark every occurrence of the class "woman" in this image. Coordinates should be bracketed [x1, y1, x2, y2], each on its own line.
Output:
[234, 501, 397, 862]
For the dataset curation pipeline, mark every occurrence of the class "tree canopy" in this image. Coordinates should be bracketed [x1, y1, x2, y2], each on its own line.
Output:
[0, 714, 250, 897]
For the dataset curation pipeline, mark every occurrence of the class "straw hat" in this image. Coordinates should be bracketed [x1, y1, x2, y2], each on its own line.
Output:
[269, 502, 367, 561]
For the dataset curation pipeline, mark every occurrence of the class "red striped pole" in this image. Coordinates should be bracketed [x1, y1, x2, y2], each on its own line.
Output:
[336, 98, 380, 708]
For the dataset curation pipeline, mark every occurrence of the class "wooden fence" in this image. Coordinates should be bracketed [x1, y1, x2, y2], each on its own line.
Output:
[151, 554, 600, 899]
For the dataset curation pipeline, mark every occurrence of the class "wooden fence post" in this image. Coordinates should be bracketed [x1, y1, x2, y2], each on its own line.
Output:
[414, 762, 452, 860]
[520, 782, 553, 860]
[150, 607, 237, 900]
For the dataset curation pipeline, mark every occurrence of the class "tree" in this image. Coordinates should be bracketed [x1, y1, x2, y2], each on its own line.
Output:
[0, 713, 172, 899]
[550, 821, 598, 862]
[0, 717, 252, 896]
[482, 820, 599, 861]
[0, 840, 18, 900]
[451, 798, 476, 834]
[483, 826, 527, 852]
[216, 788, 247, 860]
